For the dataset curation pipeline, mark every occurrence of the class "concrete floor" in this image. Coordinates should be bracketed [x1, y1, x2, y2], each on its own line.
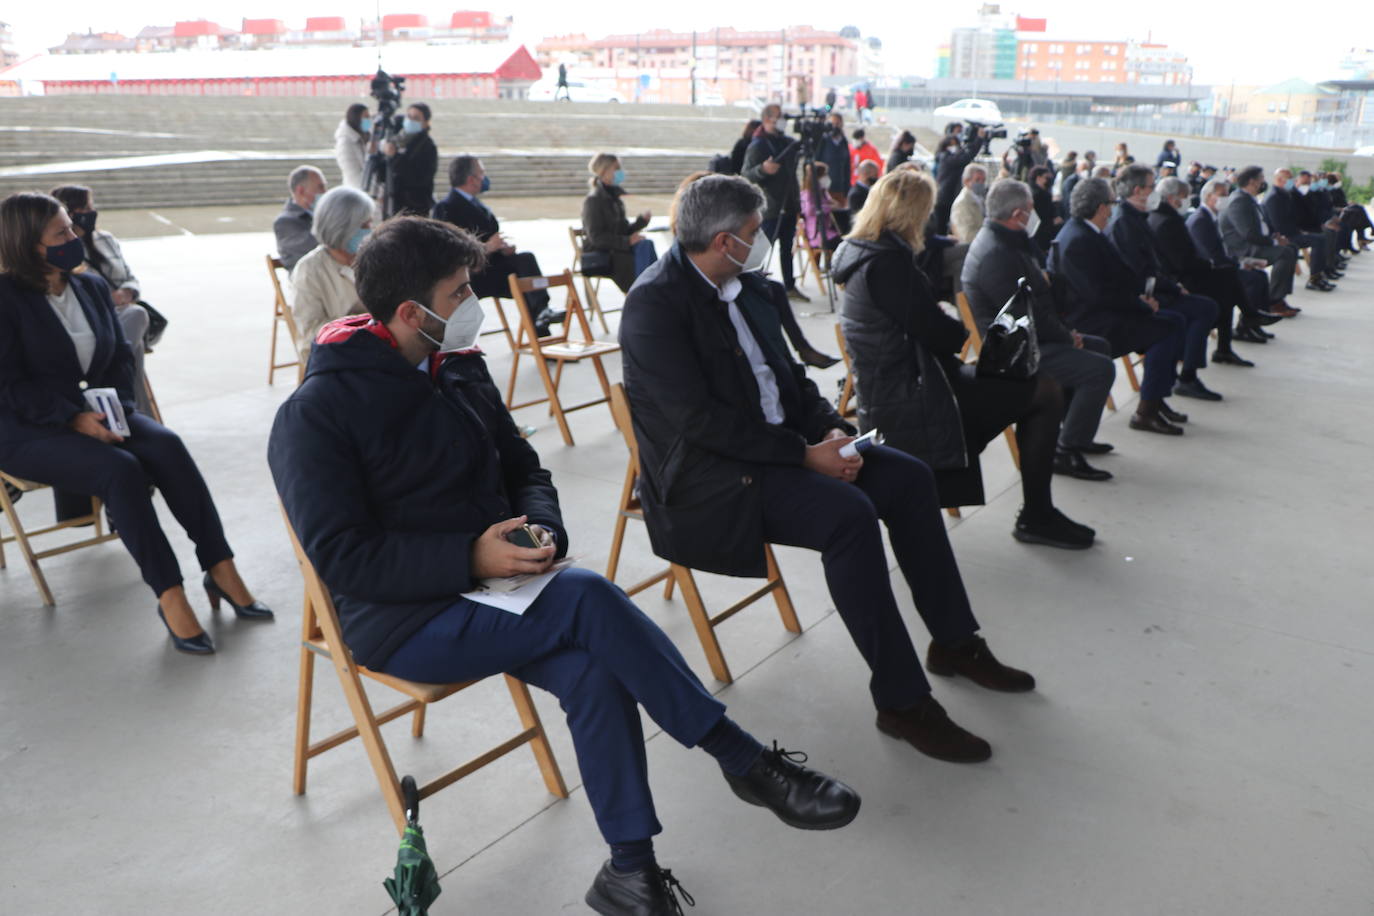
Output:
[1, 215, 1372, 916]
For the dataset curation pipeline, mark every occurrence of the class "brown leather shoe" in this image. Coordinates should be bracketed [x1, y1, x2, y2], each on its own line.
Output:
[926, 636, 1036, 692]
[876, 695, 991, 763]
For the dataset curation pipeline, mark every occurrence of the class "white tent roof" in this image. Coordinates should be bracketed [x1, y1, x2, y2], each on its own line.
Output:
[1, 43, 524, 83]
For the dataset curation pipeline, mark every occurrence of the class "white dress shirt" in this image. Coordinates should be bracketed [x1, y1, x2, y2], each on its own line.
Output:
[690, 259, 784, 425]
[47, 282, 96, 374]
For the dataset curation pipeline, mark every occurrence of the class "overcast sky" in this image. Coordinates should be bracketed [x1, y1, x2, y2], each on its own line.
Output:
[7, 1, 1370, 87]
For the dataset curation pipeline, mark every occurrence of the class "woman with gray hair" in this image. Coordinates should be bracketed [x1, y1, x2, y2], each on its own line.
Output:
[289, 186, 374, 358]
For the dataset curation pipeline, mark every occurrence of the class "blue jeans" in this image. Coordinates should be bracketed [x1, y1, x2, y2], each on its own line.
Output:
[378, 568, 726, 844]
[631, 238, 658, 280]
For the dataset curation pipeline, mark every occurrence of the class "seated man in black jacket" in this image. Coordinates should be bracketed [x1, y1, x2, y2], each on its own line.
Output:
[1050, 178, 1189, 435]
[1264, 168, 1340, 291]
[432, 155, 563, 336]
[962, 179, 1116, 480]
[1107, 164, 1222, 403]
[269, 216, 859, 916]
[1186, 177, 1283, 347]
[382, 103, 439, 217]
[1149, 176, 1260, 367]
[621, 174, 1037, 768]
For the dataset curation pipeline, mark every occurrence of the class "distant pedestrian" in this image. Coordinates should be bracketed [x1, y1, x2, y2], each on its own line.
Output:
[556, 63, 570, 101]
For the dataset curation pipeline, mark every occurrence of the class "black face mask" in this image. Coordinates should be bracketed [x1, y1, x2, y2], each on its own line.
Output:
[1259, 182, 1269, 194]
[72, 210, 98, 235]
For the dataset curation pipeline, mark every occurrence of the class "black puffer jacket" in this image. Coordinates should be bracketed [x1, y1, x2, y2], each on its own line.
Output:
[832, 231, 968, 471]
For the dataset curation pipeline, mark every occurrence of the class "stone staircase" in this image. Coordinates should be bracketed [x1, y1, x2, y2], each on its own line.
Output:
[0, 96, 893, 208]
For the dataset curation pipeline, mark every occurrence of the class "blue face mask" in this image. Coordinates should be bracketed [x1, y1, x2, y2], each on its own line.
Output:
[480, 174, 491, 193]
[613, 169, 626, 185]
[360, 117, 373, 133]
[344, 227, 370, 255]
[45, 236, 86, 272]
[402, 117, 423, 135]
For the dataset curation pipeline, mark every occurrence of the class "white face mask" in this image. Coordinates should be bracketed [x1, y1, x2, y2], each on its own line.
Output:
[818, 176, 832, 190]
[416, 292, 484, 352]
[725, 231, 772, 274]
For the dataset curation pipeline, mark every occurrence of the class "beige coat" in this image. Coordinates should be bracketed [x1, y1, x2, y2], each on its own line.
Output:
[950, 186, 986, 246]
[289, 245, 365, 357]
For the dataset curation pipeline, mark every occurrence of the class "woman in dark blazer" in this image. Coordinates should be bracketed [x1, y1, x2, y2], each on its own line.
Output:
[1027, 165, 1062, 260]
[581, 153, 657, 293]
[831, 170, 1095, 550]
[0, 192, 272, 653]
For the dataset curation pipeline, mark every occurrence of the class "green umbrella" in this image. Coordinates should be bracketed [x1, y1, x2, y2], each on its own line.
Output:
[384, 776, 442, 915]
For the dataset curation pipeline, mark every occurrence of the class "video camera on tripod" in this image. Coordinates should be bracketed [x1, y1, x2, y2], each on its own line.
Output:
[965, 120, 1007, 156]
[362, 69, 408, 216]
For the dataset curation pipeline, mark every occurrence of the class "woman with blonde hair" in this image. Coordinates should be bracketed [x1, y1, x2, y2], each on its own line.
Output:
[581, 152, 656, 293]
[831, 170, 1095, 549]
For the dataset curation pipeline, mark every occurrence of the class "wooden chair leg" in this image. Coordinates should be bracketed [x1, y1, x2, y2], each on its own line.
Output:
[1003, 427, 1021, 469]
[1120, 355, 1141, 392]
[764, 545, 802, 635]
[946, 507, 962, 519]
[663, 575, 675, 599]
[672, 565, 733, 684]
[0, 487, 55, 606]
[536, 354, 575, 446]
[269, 308, 281, 384]
[293, 592, 318, 795]
[411, 703, 427, 739]
[504, 675, 569, 798]
[326, 648, 408, 834]
[1106, 393, 1117, 412]
[605, 512, 629, 584]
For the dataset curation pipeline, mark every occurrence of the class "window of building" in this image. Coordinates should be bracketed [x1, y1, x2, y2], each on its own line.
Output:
[1024, 42, 1038, 52]
[1050, 43, 1064, 54]
[1105, 45, 1118, 55]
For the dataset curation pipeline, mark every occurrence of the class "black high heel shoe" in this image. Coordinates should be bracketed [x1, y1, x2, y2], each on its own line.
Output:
[203, 572, 275, 620]
[157, 607, 215, 655]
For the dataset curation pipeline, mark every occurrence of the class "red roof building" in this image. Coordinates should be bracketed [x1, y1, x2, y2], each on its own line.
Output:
[304, 17, 347, 32]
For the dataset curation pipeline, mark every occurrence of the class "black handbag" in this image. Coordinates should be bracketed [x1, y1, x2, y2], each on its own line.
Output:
[579, 249, 614, 278]
[976, 277, 1040, 380]
[140, 300, 169, 349]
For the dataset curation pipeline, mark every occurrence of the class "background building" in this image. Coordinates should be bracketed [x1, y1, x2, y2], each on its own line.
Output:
[537, 26, 857, 106]
[1, 20, 20, 68]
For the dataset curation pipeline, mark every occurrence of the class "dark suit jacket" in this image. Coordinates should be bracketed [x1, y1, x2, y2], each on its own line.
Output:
[432, 188, 499, 241]
[1262, 186, 1301, 238]
[1106, 201, 1180, 297]
[620, 243, 849, 578]
[1048, 218, 1152, 335]
[391, 131, 438, 216]
[847, 181, 871, 213]
[1147, 201, 1213, 283]
[273, 199, 315, 271]
[1218, 191, 1272, 259]
[0, 272, 136, 449]
[1186, 205, 1238, 267]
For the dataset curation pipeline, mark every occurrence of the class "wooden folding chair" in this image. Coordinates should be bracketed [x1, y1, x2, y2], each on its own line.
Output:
[283, 511, 568, 835]
[0, 472, 119, 606]
[834, 322, 857, 421]
[141, 371, 164, 424]
[1119, 352, 1144, 393]
[266, 255, 304, 385]
[501, 270, 619, 446]
[569, 227, 616, 335]
[605, 383, 801, 685]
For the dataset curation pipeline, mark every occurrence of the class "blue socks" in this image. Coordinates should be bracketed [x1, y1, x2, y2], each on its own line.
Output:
[698, 716, 765, 777]
[610, 838, 656, 874]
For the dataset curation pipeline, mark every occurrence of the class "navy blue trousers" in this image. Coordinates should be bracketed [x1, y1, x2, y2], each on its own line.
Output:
[1159, 293, 1219, 374]
[378, 568, 727, 845]
[758, 445, 980, 711]
[0, 412, 231, 596]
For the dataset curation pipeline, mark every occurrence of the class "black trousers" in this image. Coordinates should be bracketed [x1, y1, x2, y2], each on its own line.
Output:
[472, 250, 550, 323]
[0, 413, 232, 596]
[758, 446, 980, 711]
[1085, 309, 1182, 402]
[761, 208, 798, 290]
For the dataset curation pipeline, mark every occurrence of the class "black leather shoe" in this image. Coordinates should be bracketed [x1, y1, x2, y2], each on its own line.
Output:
[723, 742, 860, 831]
[1212, 349, 1254, 367]
[797, 346, 841, 369]
[586, 861, 695, 915]
[203, 572, 274, 620]
[1053, 448, 1113, 481]
[1326, 269, 1345, 280]
[1173, 378, 1223, 401]
[927, 636, 1036, 692]
[876, 695, 991, 763]
[1306, 279, 1334, 292]
[1233, 325, 1269, 344]
[1130, 412, 1184, 435]
[538, 308, 567, 325]
[1249, 310, 1283, 326]
[1158, 401, 1189, 423]
[1012, 507, 1095, 549]
[1076, 441, 1114, 455]
[157, 607, 215, 655]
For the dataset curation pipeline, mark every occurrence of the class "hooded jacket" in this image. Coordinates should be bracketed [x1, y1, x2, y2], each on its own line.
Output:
[832, 231, 968, 473]
[267, 316, 566, 668]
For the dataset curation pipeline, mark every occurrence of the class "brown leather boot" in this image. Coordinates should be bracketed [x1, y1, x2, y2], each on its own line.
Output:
[876, 695, 991, 763]
[926, 636, 1036, 692]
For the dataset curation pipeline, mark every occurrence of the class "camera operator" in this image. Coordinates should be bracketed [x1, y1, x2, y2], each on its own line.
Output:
[934, 124, 982, 235]
[383, 103, 438, 216]
[816, 112, 852, 233]
[742, 104, 807, 303]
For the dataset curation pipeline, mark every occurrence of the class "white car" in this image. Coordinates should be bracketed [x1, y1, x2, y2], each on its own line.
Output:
[932, 98, 1003, 125]
[527, 78, 625, 103]
[1353, 145, 1374, 156]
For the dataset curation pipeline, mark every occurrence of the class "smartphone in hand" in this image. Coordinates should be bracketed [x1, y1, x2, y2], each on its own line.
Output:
[507, 524, 542, 549]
